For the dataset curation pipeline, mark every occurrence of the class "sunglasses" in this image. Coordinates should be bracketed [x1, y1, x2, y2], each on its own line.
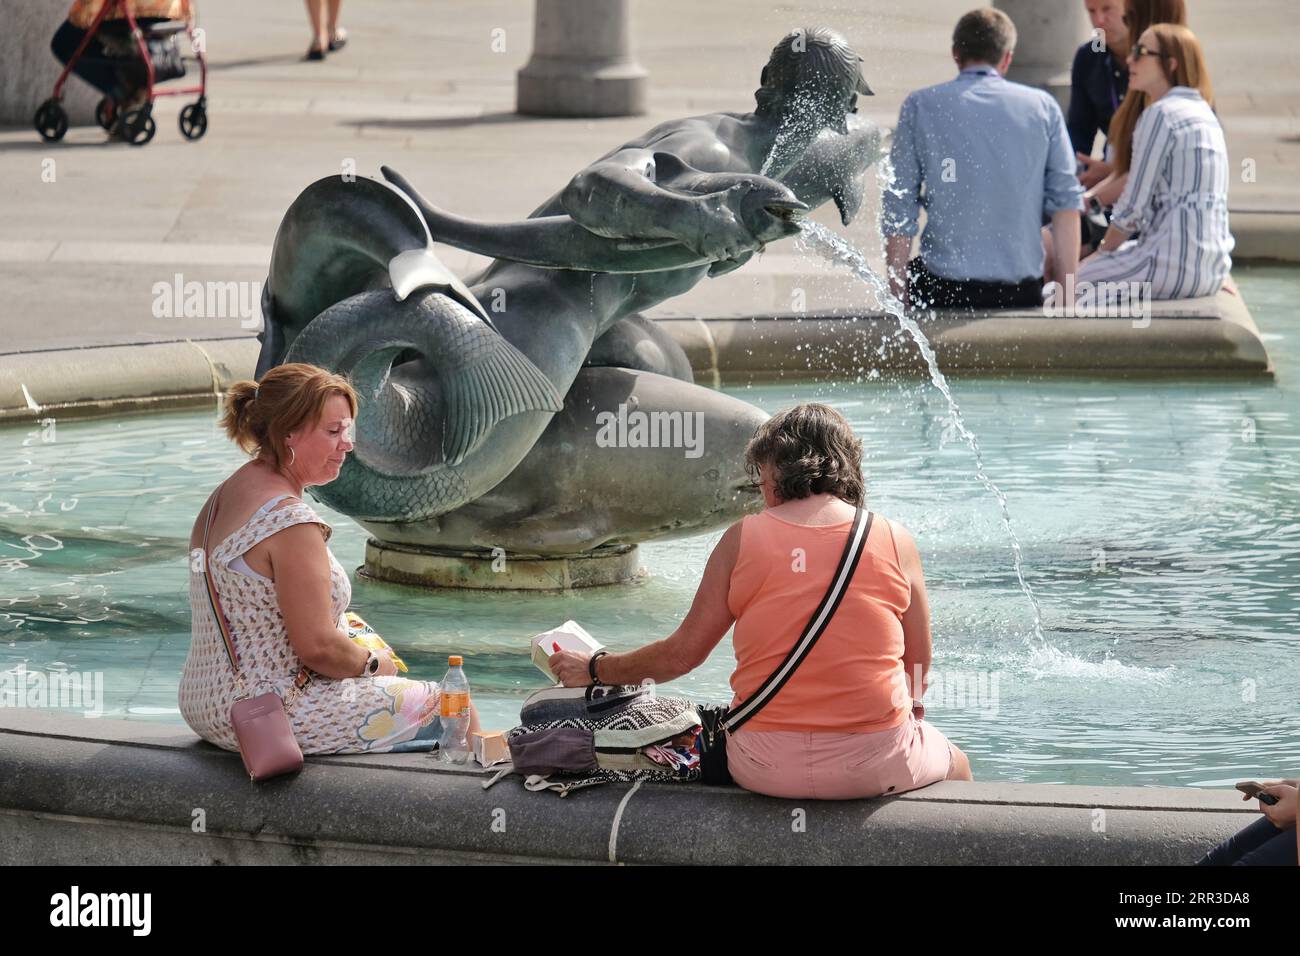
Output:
[1127, 42, 1166, 60]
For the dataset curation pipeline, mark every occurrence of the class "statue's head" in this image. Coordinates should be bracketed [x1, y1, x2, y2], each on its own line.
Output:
[754, 27, 873, 136]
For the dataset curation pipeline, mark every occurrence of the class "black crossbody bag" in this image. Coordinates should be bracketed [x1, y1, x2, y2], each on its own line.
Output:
[698, 507, 874, 785]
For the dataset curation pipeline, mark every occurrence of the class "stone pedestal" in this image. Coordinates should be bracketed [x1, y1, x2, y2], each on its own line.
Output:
[361, 539, 645, 591]
[995, 0, 1089, 113]
[516, 0, 648, 117]
[0, 0, 98, 127]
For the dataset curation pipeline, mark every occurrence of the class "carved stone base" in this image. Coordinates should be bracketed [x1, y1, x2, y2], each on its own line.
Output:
[359, 539, 645, 591]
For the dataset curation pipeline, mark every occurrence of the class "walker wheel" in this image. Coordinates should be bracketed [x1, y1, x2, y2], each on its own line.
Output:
[34, 99, 68, 143]
[95, 97, 117, 131]
[179, 103, 207, 141]
[122, 108, 156, 146]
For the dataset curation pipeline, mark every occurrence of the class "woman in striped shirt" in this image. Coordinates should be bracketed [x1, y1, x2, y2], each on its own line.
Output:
[1074, 23, 1233, 302]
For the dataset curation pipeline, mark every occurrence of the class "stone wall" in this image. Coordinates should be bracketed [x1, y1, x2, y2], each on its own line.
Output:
[0, 711, 1253, 865]
[0, 0, 98, 127]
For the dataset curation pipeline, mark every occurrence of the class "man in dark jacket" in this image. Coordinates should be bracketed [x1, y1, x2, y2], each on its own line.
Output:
[1067, 0, 1130, 188]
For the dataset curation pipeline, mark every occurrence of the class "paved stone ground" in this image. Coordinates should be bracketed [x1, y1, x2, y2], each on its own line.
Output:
[0, 0, 1295, 354]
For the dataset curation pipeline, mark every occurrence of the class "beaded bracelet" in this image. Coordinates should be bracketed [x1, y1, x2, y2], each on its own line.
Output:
[588, 650, 609, 685]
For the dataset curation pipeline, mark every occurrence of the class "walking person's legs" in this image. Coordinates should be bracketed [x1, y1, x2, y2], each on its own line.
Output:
[303, 0, 327, 58]
[327, 0, 347, 51]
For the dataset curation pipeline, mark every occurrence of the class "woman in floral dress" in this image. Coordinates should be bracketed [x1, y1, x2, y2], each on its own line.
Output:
[180, 362, 479, 753]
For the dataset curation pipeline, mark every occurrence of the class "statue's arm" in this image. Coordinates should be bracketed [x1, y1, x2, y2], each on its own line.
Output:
[560, 147, 756, 263]
[561, 149, 686, 240]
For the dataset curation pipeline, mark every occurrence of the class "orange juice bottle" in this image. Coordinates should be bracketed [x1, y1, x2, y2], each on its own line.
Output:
[438, 655, 471, 764]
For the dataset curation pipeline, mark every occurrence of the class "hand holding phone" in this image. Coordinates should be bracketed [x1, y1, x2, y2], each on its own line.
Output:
[1236, 781, 1280, 805]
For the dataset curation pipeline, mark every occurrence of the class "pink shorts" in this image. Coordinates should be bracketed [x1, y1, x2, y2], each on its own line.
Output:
[727, 714, 954, 800]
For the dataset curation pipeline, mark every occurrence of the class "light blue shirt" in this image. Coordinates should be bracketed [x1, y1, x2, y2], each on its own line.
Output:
[883, 65, 1084, 283]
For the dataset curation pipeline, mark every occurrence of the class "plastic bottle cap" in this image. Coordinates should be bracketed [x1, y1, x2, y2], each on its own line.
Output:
[448, 655, 463, 666]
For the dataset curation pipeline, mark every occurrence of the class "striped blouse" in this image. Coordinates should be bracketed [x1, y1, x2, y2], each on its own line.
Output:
[1080, 87, 1233, 300]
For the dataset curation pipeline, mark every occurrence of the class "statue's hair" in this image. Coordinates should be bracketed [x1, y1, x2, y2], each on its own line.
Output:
[755, 27, 865, 116]
[221, 362, 358, 468]
[745, 403, 866, 506]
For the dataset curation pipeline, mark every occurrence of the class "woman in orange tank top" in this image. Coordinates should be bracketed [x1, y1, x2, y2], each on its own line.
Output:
[550, 403, 972, 799]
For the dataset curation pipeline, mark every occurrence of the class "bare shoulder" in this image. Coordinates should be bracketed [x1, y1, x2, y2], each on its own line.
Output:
[701, 519, 744, 570]
[718, 518, 745, 551]
[263, 517, 331, 575]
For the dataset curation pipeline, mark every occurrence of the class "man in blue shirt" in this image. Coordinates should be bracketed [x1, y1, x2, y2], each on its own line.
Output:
[1068, 0, 1130, 188]
[883, 8, 1083, 310]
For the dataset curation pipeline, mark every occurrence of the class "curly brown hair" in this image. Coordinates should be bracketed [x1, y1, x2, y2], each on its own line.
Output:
[219, 363, 358, 468]
[744, 403, 865, 505]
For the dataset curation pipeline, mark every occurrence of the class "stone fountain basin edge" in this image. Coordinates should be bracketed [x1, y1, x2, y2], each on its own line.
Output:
[0, 710, 1253, 866]
[0, 285, 1273, 425]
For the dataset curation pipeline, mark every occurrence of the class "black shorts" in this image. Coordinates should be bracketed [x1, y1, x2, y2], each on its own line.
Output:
[906, 258, 1043, 310]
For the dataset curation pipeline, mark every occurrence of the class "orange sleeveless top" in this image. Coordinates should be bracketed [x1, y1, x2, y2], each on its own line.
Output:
[726, 510, 913, 734]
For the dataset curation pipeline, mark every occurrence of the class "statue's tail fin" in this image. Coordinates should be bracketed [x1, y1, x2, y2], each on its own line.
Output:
[260, 175, 490, 373]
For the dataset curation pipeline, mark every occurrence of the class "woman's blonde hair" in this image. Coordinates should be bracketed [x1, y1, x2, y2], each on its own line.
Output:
[1108, 0, 1191, 173]
[220, 363, 358, 467]
[744, 403, 865, 506]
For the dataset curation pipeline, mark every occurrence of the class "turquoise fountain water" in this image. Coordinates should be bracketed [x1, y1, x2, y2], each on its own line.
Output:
[1, 266, 1297, 788]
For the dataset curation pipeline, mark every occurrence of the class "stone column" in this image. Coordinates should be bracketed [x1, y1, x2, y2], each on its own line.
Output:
[516, 0, 648, 117]
[995, 0, 1090, 112]
[0, 0, 98, 126]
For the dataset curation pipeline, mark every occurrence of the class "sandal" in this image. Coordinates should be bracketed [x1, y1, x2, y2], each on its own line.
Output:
[304, 44, 326, 61]
[328, 28, 348, 52]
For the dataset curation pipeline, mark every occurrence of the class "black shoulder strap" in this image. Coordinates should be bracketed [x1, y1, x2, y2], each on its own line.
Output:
[725, 507, 873, 733]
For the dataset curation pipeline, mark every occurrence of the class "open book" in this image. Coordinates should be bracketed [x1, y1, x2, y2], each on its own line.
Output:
[530, 620, 604, 681]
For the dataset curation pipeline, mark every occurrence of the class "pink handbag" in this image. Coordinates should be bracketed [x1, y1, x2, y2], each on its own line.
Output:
[201, 480, 310, 782]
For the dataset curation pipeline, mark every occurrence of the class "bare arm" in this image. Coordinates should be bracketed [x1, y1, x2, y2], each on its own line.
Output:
[561, 149, 691, 239]
[1077, 153, 1114, 190]
[551, 523, 742, 686]
[1091, 172, 1134, 254]
[1095, 221, 1133, 254]
[891, 520, 932, 706]
[1050, 209, 1081, 286]
[1089, 171, 1127, 208]
[269, 522, 373, 679]
[886, 234, 912, 305]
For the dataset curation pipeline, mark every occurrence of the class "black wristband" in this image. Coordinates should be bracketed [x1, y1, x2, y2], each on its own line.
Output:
[588, 651, 609, 685]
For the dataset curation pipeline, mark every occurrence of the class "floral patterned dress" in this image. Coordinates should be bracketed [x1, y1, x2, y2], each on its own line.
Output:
[180, 495, 442, 754]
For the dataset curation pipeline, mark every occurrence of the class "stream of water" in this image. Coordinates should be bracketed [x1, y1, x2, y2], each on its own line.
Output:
[797, 220, 1047, 642]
